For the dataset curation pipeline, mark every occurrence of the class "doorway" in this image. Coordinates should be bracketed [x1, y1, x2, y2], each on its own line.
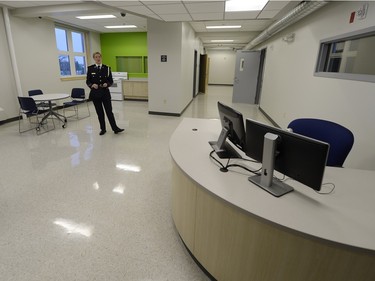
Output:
[193, 50, 198, 98]
[254, 48, 267, 104]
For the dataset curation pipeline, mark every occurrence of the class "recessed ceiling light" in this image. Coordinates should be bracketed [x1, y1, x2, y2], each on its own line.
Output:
[225, 0, 268, 12]
[76, 15, 116, 20]
[105, 25, 137, 29]
[206, 25, 241, 29]
[211, 40, 234, 43]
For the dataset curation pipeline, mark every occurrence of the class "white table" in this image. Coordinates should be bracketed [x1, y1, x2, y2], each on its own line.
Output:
[170, 117, 375, 281]
[32, 93, 69, 128]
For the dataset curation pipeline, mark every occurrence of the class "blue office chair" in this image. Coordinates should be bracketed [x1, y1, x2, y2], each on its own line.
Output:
[287, 118, 354, 167]
[17, 96, 54, 134]
[63, 88, 90, 119]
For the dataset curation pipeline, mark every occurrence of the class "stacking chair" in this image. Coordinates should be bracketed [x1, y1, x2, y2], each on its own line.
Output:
[28, 89, 56, 109]
[63, 88, 90, 119]
[287, 118, 354, 167]
[17, 96, 55, 134]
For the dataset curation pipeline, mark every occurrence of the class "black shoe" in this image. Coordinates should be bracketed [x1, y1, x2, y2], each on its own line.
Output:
[99, 130, 106, 135]
[114, 128, 124, 134]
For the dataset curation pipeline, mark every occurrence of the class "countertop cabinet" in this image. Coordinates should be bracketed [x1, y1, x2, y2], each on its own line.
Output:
[122, 79, 148, 100]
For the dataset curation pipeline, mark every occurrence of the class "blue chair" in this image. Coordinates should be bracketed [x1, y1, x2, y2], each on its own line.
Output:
[28, 89, 56, 108]
[63, 88, 90, 119]
[287, 118, 354, 167]
[17, 96, 54, 134]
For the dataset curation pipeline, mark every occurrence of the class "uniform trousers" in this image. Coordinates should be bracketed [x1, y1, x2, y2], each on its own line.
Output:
[92, 92, 119, 131]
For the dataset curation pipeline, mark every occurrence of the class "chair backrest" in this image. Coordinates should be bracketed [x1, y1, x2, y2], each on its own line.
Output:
[28, 89, 43, 96]
[71, 88, 86, 99]
[287, 118, 354, 167]
[18, 96, 38, 114]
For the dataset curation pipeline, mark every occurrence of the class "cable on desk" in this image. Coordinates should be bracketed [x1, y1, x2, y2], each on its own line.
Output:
[316, 182, 336, 195]
[226, 164, 261, 175]
[209, 150, 261, 175]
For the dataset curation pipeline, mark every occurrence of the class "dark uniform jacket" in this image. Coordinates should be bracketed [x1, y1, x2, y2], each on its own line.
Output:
[86, 64, 113, 100]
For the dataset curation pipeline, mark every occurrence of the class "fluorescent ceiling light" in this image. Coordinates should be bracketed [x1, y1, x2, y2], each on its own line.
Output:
[77, 15, 116, 19]
[211, 40, 234, 43]
[206, 25, 241, 29]
[105, 25, 137, 29]
[225, 0, 268, 12]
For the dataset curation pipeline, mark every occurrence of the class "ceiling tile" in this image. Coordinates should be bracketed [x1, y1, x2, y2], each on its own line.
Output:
[118, 5, 155, 15]
[147, 3, 187, 14]
[184, 2, 225, 13]
[190, 13, 224, 21]
[258, 10, 280, 19]
[159, 13, 193, 21]
[264, 1, 290, 10]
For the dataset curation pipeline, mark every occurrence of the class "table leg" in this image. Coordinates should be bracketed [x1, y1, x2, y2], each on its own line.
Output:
[38, 101, 67, 129]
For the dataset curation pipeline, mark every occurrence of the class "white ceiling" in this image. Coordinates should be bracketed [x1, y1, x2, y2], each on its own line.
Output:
[0, 0, 301, 49]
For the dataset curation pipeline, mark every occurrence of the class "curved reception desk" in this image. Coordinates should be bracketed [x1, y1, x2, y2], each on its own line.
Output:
[170, 118, 375, 281]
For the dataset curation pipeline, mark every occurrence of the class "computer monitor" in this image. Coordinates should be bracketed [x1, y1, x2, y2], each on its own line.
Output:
[245, 118, 330, 197]
[209, 102, 246, 159]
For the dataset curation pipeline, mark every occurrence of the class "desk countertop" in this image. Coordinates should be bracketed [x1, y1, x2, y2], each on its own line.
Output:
[169, 118, 375, 252]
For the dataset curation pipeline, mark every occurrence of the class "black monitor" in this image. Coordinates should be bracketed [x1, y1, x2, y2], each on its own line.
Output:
[209, 102, 246, 159]
[245, 118, 329, 197]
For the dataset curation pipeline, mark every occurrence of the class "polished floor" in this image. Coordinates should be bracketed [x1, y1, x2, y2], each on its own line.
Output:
[0, 86, 269, 281]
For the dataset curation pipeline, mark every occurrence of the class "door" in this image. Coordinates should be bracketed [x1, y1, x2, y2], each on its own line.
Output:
[232, 50, 261, 104]
[193, 50, 198, 97]
[199, 54, 209, 94]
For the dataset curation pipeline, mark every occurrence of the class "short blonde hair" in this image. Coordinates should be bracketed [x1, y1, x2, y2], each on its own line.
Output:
[92, 52, 102, 58]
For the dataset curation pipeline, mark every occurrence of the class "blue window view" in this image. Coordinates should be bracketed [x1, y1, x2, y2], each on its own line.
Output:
[55, 27, 86, 76]
[75, 56, 86, 75]
[72, 32, 84, 52]
[55, 28, 68, 52]
[59, 55, 71, 76]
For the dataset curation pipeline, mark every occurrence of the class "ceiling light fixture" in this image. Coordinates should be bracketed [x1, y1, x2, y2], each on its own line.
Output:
[76, 15, 116, 20]
[206, 25, 241, 29]
[225, 0, 269, 12]
[105, 25, 137, 29]
[211, 40, 234, 42]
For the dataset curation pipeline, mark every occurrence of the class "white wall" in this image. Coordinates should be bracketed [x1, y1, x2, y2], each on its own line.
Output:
[0, 10, 101, 122]
[0, 10, 18, 121]
[257, 1, 375, 169]
[148, 19, 202, 115]
[206, 49, 236, 85]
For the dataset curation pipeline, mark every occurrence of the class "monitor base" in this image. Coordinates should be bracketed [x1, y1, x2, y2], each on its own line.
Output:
[209, 141, 241, 159]
[249, 175, 294, 197]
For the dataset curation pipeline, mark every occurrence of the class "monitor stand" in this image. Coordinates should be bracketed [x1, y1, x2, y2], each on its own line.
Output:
[248, 132, 294, 197]
[209, 128, 241, 159]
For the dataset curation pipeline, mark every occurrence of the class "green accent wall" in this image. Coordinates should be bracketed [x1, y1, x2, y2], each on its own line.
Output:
[100, 32, 148, 78]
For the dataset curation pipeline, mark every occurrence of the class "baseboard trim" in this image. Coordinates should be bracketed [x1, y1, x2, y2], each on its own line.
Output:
[148, 111, 180, 117]
[258, 106, 280, 128]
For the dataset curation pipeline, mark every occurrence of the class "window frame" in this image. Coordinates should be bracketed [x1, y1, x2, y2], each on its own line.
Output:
[55, 25, 88, 78]
[314, 26, 375, 83]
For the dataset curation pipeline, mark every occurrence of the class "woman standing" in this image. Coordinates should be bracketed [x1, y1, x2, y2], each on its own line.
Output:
[86, 52, 124, 135]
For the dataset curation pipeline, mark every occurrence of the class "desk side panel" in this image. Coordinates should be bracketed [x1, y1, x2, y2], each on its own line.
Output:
[171, 163, 197, 251]
[193, 184, 375, 281]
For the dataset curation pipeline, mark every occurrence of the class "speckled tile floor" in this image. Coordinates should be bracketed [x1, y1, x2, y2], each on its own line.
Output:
[0, 86, 268, 281]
